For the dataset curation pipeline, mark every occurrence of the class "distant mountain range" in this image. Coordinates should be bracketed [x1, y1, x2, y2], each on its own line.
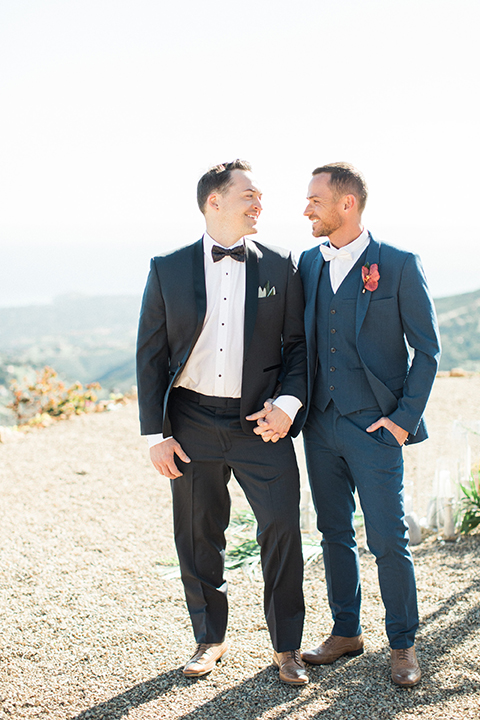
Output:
[0, 295, 140, 394]
[0, 288, 479, 399]
[434, 287, 480, 372]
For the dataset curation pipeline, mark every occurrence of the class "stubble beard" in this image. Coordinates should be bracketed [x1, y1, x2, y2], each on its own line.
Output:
[312, 212, 343, 239]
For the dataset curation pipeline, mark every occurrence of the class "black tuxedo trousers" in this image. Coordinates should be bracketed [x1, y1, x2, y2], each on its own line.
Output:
[169, 388, 305, 652]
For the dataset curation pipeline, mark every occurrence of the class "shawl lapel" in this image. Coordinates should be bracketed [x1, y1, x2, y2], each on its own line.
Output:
[179, 238, 206, 368]
[163, 238, 206, 431]
[244, 238, 260, 359]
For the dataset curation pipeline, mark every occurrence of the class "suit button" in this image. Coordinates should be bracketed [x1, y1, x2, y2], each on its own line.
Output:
[330, 309, 336, 314]
[331, 328, 336, 334]
[331, 348, 336, 353]
[330, 367, 336, 372]
[329, 385, 335, 391]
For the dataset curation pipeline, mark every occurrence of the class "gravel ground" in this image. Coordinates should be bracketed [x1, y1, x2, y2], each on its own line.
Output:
[1, 376, 479, 719]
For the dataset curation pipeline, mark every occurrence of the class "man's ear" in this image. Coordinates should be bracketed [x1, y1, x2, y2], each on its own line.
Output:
[206, 192, 220, 212]
[343, 194, 356, 212]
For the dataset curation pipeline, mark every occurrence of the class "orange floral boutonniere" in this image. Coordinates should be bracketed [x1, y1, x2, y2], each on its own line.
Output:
[362, 262, 380, 293]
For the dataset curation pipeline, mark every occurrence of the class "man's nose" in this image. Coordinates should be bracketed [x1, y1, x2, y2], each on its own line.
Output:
[303, 203, 312, 216]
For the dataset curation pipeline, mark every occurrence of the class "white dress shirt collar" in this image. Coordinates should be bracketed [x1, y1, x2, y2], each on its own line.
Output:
[204, 232, 245, 263]
[322, 227, 369, 259]
[321, 228, 370, 294]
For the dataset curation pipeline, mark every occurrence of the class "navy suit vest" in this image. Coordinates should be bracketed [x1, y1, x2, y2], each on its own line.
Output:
[312, 254, 378, 415]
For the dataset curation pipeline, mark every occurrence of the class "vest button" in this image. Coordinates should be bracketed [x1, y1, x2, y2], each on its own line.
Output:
[329, 385, 335, 391]
[331, 328, 336, 334]
[330, 309, 336, 314]
[331, 348, 336, 353]
[330, 366, 336, 372]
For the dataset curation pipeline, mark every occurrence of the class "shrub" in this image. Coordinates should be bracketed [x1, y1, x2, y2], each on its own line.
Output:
[8, 366, 105, 428]
[459, 475, 480, 534]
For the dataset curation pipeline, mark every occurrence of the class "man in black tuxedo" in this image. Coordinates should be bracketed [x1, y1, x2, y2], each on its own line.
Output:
[136, 160, 308, 684]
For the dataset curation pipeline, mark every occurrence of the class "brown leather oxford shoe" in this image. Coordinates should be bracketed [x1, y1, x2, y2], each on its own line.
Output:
[301, 634, 364, 665]
[391, 646, 421, 687]
[273, 650, 309, 685]
[183, 642, 228, 677]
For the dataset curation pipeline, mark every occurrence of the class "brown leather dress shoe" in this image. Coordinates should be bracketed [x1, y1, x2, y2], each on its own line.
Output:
[391, 646, 421, 687]
[273, 650, 309, 685]
[301, 634, 364, 665]
[183, 642, 228, 677]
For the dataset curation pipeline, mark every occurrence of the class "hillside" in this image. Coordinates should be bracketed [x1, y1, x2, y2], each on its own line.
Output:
[0, 288, 479, 397]
[434, 288, 480, 371]
[0, 294, 140, 391]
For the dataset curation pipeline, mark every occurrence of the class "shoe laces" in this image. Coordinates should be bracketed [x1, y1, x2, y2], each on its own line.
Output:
[192, 642, 224, 658]
[285, 649, 303, 666]
[323, 635, 336, 648]
[394, 648, 413, 665]
[190, 643, 210, 661]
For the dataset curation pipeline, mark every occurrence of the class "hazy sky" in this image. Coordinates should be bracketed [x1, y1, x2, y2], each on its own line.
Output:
[1, 0, 479, 306]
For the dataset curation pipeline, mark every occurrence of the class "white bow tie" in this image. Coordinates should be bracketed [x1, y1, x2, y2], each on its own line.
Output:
[319, 244, 352, 262]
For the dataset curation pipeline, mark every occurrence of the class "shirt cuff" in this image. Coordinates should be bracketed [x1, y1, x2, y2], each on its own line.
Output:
[145, 433, 172, 448]
[272, 395, 302, 423]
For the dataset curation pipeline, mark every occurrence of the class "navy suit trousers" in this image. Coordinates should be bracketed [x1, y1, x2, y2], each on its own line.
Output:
[168, 388, 305, 652]
[303, 401, 419, 648]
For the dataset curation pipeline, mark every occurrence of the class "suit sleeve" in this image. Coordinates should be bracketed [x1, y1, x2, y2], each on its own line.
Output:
[136, 259, 170, 435]
[388, 253, 441, 435]
[278, 253, 307, 434]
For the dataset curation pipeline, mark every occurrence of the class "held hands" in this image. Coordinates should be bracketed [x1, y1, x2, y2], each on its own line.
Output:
[150, 438, 191, 479]
[246, 400, 292, 443]
[366, 416, 409, 446]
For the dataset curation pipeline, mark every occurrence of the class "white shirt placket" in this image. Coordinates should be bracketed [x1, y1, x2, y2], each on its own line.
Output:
[214, 258, 232, 396]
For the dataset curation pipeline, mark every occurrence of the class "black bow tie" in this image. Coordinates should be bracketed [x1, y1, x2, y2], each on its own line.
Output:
[211, 244, 246, 263]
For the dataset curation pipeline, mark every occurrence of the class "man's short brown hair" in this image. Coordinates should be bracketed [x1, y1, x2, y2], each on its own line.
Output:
[312, 162, 368, 214]
[197, 159, 252, 214]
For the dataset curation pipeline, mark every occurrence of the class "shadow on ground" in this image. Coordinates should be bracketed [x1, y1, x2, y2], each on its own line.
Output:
[70, 668, 183, 719]
[71, 571, 480, 720]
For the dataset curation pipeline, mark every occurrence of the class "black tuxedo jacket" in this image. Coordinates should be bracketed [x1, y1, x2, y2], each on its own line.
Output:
[136, 237, 307, 438]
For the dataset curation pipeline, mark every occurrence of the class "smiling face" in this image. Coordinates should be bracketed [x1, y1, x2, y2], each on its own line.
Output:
[206, 169, 262, 245]
[303, 173, 344, 239]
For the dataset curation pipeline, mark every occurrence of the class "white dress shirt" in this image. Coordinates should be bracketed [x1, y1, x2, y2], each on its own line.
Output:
[320, 228, 370, 294]
[146, 233, 301, 447]
[177, 232, 246, 398]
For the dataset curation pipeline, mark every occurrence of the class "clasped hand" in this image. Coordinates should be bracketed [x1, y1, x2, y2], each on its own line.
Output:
[246, 404, 408, 446]
[246, 400, 291, 443]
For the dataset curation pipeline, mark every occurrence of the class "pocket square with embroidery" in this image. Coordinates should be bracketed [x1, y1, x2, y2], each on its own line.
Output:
[258, 281, 276, 298]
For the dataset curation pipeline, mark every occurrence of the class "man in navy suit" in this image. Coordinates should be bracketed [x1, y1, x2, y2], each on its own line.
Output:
[136, 160, 308, 684]
[256, 162, 440, 686]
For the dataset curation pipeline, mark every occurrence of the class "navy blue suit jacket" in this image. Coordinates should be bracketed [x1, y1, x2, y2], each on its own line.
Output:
[298, 235, 441, 444]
